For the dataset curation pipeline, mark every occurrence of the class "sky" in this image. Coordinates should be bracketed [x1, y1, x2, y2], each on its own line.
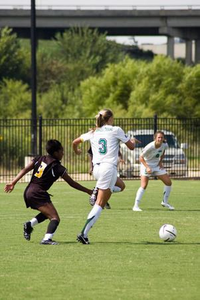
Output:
[0, 1, 199, 45]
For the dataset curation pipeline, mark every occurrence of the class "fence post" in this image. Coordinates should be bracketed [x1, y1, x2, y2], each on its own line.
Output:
[39, 115, 42, 155]
[154, 114, 158, 133]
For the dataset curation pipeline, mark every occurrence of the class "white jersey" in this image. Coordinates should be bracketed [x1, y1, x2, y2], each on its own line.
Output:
[80, 125, 129, 166]
[141, 141, 168, 166]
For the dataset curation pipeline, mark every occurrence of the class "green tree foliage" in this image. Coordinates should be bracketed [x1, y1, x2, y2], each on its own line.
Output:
[0, 79, 31, 118]
[178, 64, 200, 118]
[0, 26, 200, 120]
[129, 56, 184, 117]
[0, 27, 27, 82]
[79, 55, 200, 119]
[79, 57, 144, 117]
[52, 28, 123, 87]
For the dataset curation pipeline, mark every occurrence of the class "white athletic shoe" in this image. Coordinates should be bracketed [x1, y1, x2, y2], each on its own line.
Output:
[161, 202, 175, 210]
[132, 206, 142, 212]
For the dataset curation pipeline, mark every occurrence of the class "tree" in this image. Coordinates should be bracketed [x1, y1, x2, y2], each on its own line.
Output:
[0, 27, 27, 82]
[79, 57, 143, 117]
[0, 79, 31, 118]
[177, 64, 200, 118]
[52, 27, 123, 89]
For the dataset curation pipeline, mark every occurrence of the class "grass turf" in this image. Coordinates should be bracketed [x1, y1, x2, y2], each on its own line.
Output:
[0, 180, 200, 300]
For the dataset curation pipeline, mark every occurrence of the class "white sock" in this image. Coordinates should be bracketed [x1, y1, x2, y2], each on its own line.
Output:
[163, 185, 172, 203]
[134, 187, 145, 207]
[82, 204, 102, 237]
[113, 186, 121, 193]
[43, 233, 53, 241]
[30, 217, 38, 227]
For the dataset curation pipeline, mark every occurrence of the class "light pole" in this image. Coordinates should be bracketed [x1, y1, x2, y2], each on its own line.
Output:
[31, 0, 37, 155]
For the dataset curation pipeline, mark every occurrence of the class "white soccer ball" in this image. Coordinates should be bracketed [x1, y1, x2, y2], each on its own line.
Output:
[159, 224, 177, 242]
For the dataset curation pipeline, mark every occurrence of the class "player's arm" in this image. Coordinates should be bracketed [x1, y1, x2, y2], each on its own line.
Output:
[62, 172, 92, 195]
[72, 137, 83, 155]
[125, 137, 141, 150]
[139, 155, 152, 174]
[158, 151, 165, 169]
[4, 161, 35, 193]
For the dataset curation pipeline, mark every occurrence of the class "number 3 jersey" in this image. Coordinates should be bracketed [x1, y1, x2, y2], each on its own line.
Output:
[80, 125, 129, 166]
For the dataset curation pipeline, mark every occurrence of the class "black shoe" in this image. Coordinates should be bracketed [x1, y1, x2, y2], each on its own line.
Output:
[23, 221, 33, 241]
[40, 239, 58, 245]
[105, 202, 111, 209]
[89, 187, 98, 206]
[77, 234, 90, 245]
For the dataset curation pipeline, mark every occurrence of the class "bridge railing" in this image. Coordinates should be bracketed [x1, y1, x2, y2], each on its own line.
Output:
[0, 5, 200, 10]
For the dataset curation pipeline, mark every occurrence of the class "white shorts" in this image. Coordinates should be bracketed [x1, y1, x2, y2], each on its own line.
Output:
[93, 163, 117, 192]
[140, 164, 167, 177]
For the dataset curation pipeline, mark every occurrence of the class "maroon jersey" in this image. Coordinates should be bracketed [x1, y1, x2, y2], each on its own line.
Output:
[24, 155, 66, 209]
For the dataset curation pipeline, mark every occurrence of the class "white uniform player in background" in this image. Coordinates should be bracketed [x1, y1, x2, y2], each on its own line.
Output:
[73, 108, 136, 244]
[133, 131, 174, 212]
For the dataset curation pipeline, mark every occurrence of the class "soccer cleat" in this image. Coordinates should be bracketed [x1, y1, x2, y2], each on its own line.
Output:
[89, 187, 98, 206]
[105, 202, 111, 209]
[77, 234, 90, 245]
[132, 206, 142, 212]
[23, 221, 33, 241]
[40, 239, 58, 245]
[161, 202, 175, 210]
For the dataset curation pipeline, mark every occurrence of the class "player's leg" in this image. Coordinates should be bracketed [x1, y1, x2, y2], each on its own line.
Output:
[133, 175, 149, 211]
[77, 163, 116, 244]
[89, 177, 124, 208]
[78, 188, 111, 244]
[113, 177, 125, 192]
[38, 203, 60, 245]
[158, 174, 174, 210]
[24, 212, 47, 241]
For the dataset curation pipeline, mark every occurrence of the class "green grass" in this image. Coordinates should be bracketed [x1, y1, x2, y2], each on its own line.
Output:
[0, 180, 200, 300]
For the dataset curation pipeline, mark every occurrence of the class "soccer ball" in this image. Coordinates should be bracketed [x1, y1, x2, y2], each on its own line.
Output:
[159, 224, 177, 242]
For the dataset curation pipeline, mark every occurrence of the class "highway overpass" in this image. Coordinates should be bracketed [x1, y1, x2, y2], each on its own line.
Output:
[0, 7, 200, 64]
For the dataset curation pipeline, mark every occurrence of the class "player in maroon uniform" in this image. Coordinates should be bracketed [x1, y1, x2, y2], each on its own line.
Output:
[4, 139, 92, 245]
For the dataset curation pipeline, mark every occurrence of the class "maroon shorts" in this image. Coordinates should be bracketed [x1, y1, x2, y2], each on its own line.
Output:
[24, 184, 52, 209]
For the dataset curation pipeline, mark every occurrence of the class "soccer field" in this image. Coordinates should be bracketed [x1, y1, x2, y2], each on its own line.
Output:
[0, 180, 200, 300]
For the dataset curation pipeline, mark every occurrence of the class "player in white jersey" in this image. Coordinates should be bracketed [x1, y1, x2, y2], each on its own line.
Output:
[72, 108, 136, 244]
[132, 131, 174, 212]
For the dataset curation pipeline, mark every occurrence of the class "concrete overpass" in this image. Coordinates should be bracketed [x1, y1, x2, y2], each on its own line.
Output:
[0, 7, 200, 64]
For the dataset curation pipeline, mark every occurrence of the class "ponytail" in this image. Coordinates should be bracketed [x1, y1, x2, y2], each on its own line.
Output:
[95, 109, 113, 128]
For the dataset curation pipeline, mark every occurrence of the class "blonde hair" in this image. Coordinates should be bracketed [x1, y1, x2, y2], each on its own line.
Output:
[95, 109, 113, 128]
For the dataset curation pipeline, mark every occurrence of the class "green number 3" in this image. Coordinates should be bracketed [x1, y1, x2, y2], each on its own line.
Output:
[99, 138, 107, 154]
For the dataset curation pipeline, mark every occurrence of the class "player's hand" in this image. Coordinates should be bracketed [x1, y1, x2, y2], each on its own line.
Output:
[131, 138, 141, 144]
[75, 149, 82, 155]
[146, 167, 152, 174]
[4, 184, 14, 193]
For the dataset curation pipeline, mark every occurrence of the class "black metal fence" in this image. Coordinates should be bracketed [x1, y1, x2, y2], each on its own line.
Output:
[0, 116, 199, 182]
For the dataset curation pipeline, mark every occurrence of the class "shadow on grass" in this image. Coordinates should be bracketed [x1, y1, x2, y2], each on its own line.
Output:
[117, 208, 200, 212]
[74, 241, 200, 246]
[146, 208, 200, 212]
[142, 241, 200, 245]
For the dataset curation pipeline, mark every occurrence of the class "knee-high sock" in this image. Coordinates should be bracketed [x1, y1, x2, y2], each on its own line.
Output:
[81, 204, 102, 237]
[134, 187, 145, 206]
[30, 213, 47, 227]
[113, 186, 121, 193]
[163, 185, 172, 204]
[43, 220, 59, 241]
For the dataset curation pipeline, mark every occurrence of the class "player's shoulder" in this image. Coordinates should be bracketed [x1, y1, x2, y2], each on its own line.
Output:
[145, 141, 155, 149]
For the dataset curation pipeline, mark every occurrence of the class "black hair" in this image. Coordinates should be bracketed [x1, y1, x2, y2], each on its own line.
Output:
[46, 139, 62, 156]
